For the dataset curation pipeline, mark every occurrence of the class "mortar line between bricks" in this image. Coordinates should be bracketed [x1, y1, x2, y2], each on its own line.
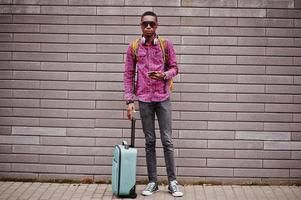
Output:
[2, 182, 24, 198]
[0, 182, 14, 194]
[50, 183, 70, 200]
[241, 186, 252, 200]
[231, 185, 240, 200]
[74, 184, 90, 199]
[288, 186, 300, 200]
[238, 185, 249, 200]
[92, 184, 104, 199]
[291, 187, 301, 199]
[17, 182, 35, 199]
[101, 184, 109, 199]
[273, 186, 285, 200]
[278, 185, 290, 200]
[242, 186, 253, 200]
[212, 185, 220, 200]
[260, 186, 273, 200]
[59, 184, 78, 200]
[0, 182, 12, 197]
[255, 186, 265, 200]
[28, 182, 50, 200]
[22, 182, 43, 200]
[280, 186, 298, 200]
[12, 182, 33, 200]
[69, 184, 82, 199]
[212, 185, 221, 200]
[221, 185, 230, 200]
[42, 183, 61, 200]
[84, 184, 98, 199]
[192, 185, 197, 200]
[259, 186, 271, 200]
[204, 185, 211, 200]
[246, 186, 258, 200]
[231, 185, 241, 200]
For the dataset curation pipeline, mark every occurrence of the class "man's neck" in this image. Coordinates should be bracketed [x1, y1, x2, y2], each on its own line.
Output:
[144, 34, 156, 44]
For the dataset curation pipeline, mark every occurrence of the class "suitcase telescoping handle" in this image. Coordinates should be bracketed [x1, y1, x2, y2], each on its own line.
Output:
[130, 117, 136, 148]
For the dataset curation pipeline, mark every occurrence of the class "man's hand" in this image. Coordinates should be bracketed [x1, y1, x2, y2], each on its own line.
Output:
[127, 103, 135, 120]
[148, 71, 166, 80]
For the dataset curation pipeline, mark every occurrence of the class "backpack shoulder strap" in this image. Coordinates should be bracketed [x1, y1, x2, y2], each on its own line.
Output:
[158, 36, 174, 92]
[130, 37, 141, 62]
[158, 36, 168, 64]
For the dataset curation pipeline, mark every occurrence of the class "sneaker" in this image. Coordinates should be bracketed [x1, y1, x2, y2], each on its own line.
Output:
[168, 180, 183, 197]
[142, 182, 159, 196]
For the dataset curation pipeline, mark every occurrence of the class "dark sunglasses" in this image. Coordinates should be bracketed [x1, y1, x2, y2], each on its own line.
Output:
[141, 21, 157, 28]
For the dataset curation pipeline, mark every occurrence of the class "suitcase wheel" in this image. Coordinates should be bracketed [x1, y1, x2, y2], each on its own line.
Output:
[130, 193, 137, 199]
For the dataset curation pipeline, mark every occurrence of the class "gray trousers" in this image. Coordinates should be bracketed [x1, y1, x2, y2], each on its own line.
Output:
[139, 99, 176, 183]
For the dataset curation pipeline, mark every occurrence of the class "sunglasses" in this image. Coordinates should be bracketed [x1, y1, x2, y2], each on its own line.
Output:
[141, 21, 157, 28]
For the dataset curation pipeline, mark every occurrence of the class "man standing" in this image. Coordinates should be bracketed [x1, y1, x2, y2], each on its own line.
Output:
[124, 11, 183, 197]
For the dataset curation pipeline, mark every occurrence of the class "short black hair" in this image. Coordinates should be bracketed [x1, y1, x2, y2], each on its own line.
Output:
[141, 11, 158, 22]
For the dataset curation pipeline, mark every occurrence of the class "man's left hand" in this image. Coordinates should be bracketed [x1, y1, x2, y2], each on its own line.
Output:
[148, 71, 166, 80]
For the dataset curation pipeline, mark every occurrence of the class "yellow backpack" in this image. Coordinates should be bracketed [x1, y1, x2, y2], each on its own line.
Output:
[130, 37, 174, 92]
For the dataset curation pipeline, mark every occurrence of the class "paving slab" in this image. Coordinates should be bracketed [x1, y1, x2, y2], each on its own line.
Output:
[0, 182, 300, 200]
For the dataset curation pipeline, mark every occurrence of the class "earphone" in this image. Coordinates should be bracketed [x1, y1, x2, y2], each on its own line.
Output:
[141, 34, 159, 45]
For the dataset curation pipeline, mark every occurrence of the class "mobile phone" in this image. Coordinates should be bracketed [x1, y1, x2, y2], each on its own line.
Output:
[147, 71, 157, 76]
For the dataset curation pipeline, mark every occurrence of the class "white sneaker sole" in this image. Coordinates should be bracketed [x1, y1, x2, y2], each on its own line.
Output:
[169, 191, 183, 197]
[142, 189, 159, 196]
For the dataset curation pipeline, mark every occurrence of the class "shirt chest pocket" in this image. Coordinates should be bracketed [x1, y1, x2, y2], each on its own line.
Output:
[152, 49, 164, 66]
[137, 51, 146, 65]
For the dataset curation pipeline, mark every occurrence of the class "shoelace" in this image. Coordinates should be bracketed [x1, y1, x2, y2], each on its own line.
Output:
[145, 183, 156, 191]
[170, 182, 179, 192]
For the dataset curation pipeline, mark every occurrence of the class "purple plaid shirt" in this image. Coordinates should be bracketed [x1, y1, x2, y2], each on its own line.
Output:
[124, 39, 178, 102]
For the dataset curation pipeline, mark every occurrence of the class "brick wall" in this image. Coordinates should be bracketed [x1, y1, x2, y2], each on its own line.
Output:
[0, 0, 300, 184]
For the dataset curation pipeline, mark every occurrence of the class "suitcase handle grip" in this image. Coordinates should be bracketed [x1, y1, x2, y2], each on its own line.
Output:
[130, 118, 136, 147]
[122, 141, 130, 149]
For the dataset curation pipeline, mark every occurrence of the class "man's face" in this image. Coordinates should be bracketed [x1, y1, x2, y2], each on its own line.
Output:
[140, 15, 157, 37]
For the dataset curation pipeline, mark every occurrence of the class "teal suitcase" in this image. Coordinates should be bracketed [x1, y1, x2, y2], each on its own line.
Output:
[112, 118, 137, 198]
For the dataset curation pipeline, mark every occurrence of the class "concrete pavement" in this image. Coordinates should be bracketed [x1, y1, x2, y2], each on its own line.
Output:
[0, 181, 300, 200]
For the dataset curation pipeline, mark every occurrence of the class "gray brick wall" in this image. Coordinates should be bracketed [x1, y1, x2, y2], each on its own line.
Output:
[0, 0, 300, 184]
